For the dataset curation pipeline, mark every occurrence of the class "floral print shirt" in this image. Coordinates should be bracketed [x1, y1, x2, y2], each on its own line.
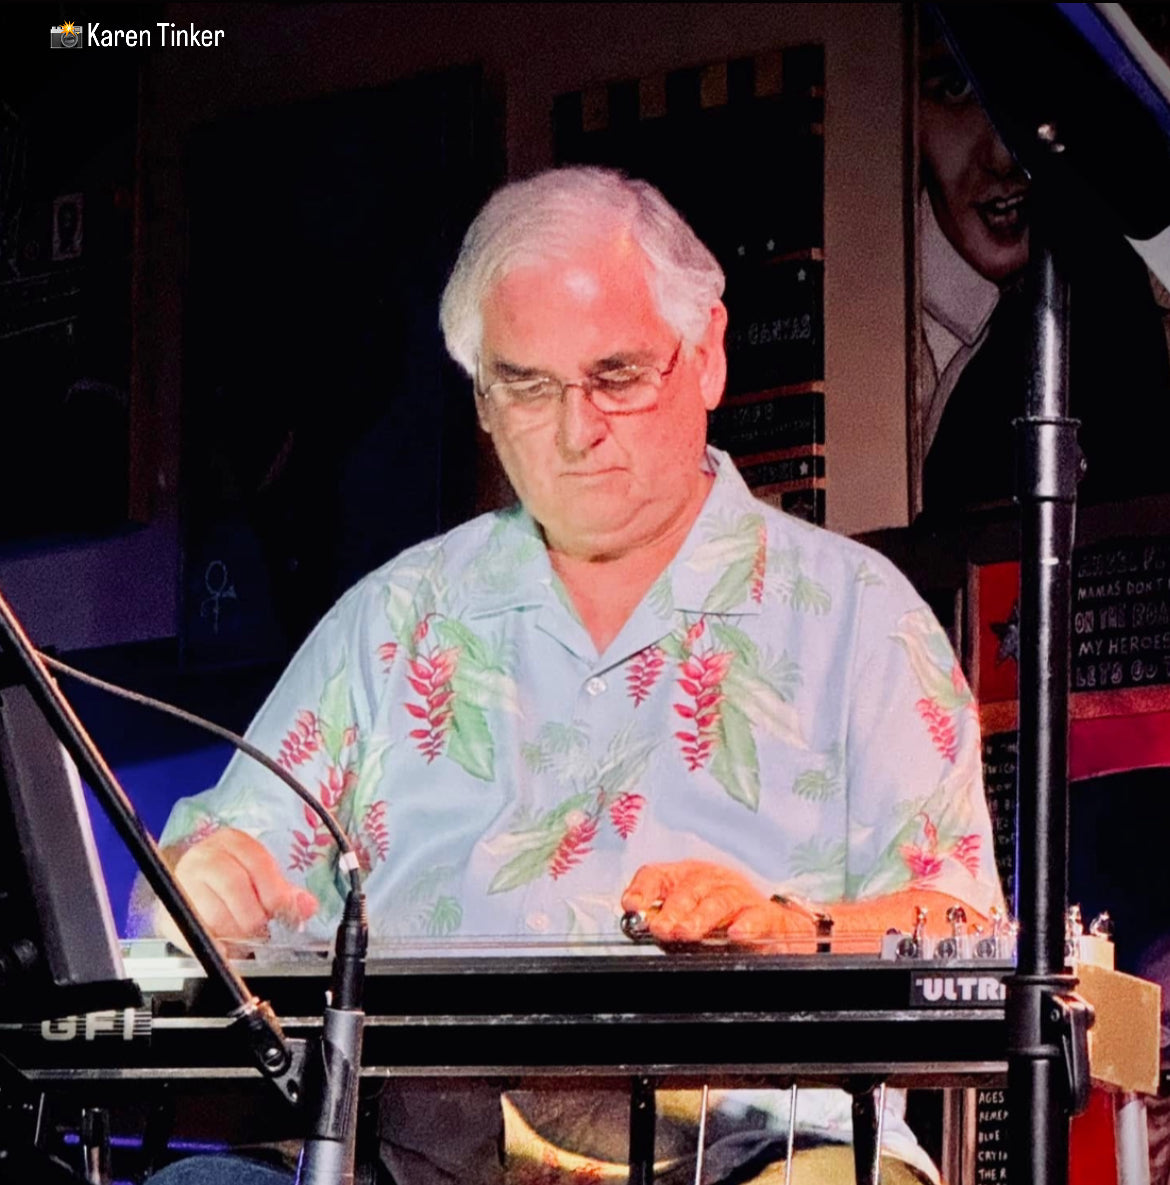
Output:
[159, 446, 1000, 942]
[156, 446, 999, 1180]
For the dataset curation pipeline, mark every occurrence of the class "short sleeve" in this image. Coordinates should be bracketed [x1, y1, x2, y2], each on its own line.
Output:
[842, 564, 1003, 918]
[146, 580, 388, 935]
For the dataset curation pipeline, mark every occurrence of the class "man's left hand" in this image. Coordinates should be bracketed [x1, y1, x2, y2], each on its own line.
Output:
[621, 860, 816, 948]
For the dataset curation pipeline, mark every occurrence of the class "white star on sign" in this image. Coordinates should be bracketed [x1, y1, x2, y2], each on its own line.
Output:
[799, 461, 810, 476]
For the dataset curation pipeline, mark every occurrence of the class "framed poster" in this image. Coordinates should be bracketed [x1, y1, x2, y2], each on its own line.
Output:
[908, 7, 1170, 523]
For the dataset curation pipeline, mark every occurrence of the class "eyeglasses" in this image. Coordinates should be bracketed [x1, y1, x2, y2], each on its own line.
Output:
[477, 341, 682, 417]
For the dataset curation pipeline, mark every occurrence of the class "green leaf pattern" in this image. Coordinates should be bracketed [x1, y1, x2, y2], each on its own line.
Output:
[766, 547, 832, 615]
[671, 616, 805, 806]
[485, 724, 657, 894]
[792, 744, 845, 802]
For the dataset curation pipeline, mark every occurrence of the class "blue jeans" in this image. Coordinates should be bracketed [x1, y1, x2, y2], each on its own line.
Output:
[144, 1155, 293, 1184]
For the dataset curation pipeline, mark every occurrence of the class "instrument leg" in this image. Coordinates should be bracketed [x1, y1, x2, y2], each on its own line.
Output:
[1115, 1092, 1151, 1185]
[140, 1091, 176, 1181]
[628, 1076, 656, 1185]
[784, 1085, 798, 1185]
[939, 1088, 977, 1185]
[32, 1091, 48, 1149]
[693, 1084, 710, 1185]
[80, 1107, 110, 1185]
[849, 1081, 886, 1185]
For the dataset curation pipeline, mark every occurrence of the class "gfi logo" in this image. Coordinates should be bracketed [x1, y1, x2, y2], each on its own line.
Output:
[50, 22, 84, 48]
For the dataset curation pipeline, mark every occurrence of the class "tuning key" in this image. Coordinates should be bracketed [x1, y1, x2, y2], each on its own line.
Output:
[973, 924, 997, 960]
[893, 905, 931, 960]
[895, 933, 919, 960]
[914, 905, 929, 943]
[1065, 904, 1085, 961]
[936, 904, 968, 962]
[1002, 919, 1020, 960]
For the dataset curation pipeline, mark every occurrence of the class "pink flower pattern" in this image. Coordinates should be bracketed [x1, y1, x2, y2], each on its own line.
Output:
[548, 815, 599, 879]
[916, 697, 959, 763]
[672, 620, 734, 771]
[362, 801, 390, 864]
[626, 645, 667, 707]
[170, 498, 998, 935]
[172, 815, 221, 860]
[952, 833, 982, 876]
[750, 522, 767, 604]
[288, 763, 358, 872]
[609, 792, 645, 839]
[900, 813, 981, 882]
[512, 1149, 602, 1185]
[277, 710, 321, 770]
[405, 647, 459, 762]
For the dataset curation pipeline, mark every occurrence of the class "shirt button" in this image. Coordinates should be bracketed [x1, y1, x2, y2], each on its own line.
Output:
[585, 676, 607, 697]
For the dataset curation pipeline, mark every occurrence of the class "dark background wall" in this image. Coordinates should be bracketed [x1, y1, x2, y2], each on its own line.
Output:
[1, 2, 910, 651]
[1, 2, 907, 923]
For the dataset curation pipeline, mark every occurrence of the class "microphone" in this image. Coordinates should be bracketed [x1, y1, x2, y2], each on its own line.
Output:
[296, 887, 368, 1185]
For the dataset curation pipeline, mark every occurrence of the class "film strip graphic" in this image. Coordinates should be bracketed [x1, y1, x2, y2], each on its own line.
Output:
[555, 46, 827, 523]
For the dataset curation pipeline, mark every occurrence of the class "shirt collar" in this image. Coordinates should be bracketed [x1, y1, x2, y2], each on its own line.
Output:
[666, 447, 766, 617]
[464, 446, 768, 624]
[462, 505, 551, 620]
[920, 189, 1000, 346]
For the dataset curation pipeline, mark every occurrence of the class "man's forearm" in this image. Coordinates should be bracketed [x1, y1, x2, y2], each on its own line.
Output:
[827, 888, 991, 939]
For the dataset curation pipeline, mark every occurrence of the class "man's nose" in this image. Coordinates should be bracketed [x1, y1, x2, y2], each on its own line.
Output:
[978, 120, 1025, 181]
[556, 383, 609, 457]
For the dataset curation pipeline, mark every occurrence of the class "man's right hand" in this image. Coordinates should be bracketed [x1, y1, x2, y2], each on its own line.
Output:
[156, 827, 318, 946]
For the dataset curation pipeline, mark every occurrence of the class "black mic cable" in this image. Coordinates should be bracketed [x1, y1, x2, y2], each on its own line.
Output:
[40, 654, 361, 894]
[41, 652, 368, 1185]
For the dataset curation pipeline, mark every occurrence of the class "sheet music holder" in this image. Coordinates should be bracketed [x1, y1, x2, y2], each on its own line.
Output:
[0, 674, 139, 1021]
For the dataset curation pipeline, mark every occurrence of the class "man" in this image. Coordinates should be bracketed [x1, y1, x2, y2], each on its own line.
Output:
[916, 19, 1170, 518]
[148, 168, 1000, 1183]
[916, 21, 1029, 475]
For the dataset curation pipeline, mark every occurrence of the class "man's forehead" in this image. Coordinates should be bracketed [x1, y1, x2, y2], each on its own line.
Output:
[480, 244, 665, 362]
[492, 236, 641, 290]
[560, 266, 602, 303]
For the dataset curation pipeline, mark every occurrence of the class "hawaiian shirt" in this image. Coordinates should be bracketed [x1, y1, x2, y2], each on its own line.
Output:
[159, 446, 1000, 941]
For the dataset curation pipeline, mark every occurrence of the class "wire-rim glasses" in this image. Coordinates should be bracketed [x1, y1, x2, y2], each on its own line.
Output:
[477, 341, 682, 418]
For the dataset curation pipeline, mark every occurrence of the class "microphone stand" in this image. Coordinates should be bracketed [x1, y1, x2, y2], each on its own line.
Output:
[1006, 197, 1091, 1185]
[0, 590, 368, 1182]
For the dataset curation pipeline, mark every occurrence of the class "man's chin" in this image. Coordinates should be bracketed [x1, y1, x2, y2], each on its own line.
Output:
[964, 224, 1029, 283]
[545, 519, 638, 561]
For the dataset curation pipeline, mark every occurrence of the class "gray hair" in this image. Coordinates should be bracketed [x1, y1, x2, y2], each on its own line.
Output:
[439, 167, 726, 376]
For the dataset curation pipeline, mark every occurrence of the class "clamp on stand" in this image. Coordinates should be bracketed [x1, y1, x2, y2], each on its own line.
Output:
[1006, 975, 1095, 1120]
[1050, 990, 1094, 1115]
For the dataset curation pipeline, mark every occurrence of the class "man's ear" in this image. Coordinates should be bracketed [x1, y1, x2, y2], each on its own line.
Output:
[695, 302, 728, 412]
[474, 391, 493, 434]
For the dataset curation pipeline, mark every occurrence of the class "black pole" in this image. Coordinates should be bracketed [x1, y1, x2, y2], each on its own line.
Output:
[1006, 175, 1081, 1185]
